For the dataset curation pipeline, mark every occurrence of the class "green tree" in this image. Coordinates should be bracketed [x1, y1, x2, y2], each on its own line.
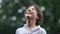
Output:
[0, 0, 60, 34]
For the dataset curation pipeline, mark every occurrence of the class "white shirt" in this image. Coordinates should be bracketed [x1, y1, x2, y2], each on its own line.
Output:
[16, 24, 47, 34]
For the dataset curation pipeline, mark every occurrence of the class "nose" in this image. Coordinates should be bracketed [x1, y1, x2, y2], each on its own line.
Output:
[28, 9, 33, 13]
[28, 9, 31, 12]
[26, 9, 32, 13]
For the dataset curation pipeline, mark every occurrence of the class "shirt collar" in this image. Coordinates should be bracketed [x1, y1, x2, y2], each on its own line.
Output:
[24, 24, 41, 30]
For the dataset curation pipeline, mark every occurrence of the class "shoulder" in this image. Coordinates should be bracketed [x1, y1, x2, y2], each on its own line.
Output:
[40, 27, 47, 34]
[40, 27, 46, 31]
[38, 26, 46, 32]
[16, 27, 25, 34]
[16, 27, 24, 32]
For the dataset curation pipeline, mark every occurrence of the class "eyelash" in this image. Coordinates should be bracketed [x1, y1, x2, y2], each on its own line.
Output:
[32, 8, 34, 10]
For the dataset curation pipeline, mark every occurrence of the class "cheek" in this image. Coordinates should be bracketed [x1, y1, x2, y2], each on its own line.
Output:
[34, 11, 37, 16]
[33, 12, 38, 17]
[35, 12, 38, 18]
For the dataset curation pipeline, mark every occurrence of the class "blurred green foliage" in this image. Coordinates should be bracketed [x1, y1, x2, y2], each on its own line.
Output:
[0, 0, 60, 34]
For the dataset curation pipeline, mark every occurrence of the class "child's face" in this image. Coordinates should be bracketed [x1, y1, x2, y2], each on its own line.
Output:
[25, 6, 38, 19]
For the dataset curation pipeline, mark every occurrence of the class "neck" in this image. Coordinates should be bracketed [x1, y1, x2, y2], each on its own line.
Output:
[26, 18, 37, 29]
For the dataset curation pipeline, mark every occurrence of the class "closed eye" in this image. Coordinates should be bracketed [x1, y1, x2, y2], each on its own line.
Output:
[32, 8, 35, 10]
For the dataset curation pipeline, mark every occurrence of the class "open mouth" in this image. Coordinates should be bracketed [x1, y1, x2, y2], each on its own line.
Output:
[29, 12, 32, 14]
[26, 11, 33, 14]
[25, 12, 33, 17]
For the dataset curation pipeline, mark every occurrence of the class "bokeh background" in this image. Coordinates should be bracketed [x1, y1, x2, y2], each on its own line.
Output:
[0, 0, 60, 34]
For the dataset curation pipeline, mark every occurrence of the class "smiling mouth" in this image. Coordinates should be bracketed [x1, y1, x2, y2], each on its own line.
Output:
[25, 12, 33, 17]
[27, 12, 32, 15]
[26, 11, 33, 14]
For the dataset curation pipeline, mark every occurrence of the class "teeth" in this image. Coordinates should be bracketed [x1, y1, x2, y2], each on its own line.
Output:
[28, 12, 32, 14]
[27, 13, 32, 14]
[25, 11, 32, 14]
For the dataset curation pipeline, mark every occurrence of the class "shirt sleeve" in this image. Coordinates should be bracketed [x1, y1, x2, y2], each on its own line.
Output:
[41, 28, 47, 34]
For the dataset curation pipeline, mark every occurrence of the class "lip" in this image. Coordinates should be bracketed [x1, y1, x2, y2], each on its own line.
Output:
[29, 12, 32, 14]
[25, 12, 32, 14]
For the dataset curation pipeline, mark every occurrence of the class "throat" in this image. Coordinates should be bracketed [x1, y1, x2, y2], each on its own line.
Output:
[26, 18, 37, 31]
[27, 23, 37, 31]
